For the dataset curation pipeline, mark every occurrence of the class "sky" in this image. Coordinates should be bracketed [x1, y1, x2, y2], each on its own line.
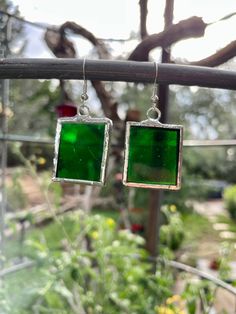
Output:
[10, 0, 236, 64]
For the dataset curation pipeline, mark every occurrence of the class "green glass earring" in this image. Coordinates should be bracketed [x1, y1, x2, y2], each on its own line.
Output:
[123, 62, 183, 190]
[52, 59, 112, 186]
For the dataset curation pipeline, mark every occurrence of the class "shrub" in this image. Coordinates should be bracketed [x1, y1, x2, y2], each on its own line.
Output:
[223, 185, 236, 220]
[160, 205, 185, 251]
[22, 212, 174, 313]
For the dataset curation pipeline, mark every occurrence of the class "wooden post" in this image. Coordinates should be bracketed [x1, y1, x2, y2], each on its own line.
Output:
[146, 0, 174, 259]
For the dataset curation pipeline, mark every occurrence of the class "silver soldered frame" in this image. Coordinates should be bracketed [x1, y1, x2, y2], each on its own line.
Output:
[52, 115, 112, 186]
[123, 120, 183, 190]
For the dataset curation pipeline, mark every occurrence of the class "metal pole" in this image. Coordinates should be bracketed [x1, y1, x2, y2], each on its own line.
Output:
[0, 79, 9, 264]
[0, 58, 236, 90]
[0, 17, 10, 268]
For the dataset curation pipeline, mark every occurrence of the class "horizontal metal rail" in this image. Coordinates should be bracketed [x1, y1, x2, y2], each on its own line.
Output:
[183, 139, 236, 147]
[1, 257, 236, 296]
[166, 259, 236, 296]
[0, 58, 236, 90]
[0, 134, 53, 145]
[0, 260, 35, 278]
[1, 134, 236, 147]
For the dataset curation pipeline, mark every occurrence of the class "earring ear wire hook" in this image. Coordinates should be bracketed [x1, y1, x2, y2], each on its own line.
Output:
[78, 58, 90, 116]
[81, 57, 88, 102]
[151, 62, 159, 105]
[146, 62, 161, 121]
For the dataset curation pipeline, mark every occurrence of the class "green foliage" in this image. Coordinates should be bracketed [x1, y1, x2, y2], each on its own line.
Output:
[6, 168, 27, 210]
[160, 205, 185, 251]
[5, 212, 174, 314]
[223, 185, 236, 220]
[182, 280, 215, 314]
[9, 80, 61, 137]
[217, 242, 234, 280]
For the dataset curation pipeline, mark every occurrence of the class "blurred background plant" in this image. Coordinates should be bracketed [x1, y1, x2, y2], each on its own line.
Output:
[223, 185, 236, 220]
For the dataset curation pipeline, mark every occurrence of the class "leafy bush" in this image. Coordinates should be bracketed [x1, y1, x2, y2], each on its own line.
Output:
[223, 185, 236, 220]
[19, 212, 174, 313]
[160, 205, 185, 251]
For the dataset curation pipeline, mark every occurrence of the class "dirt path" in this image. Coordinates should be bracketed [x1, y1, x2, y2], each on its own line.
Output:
[193, 200, 236, 313]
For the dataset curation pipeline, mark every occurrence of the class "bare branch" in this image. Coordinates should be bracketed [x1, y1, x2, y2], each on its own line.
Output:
[188, 40, 236, 67]
[61, 21, 110, 59]
[44, 22, 119, 121]
[161, 0, 174, 64]
[209, 11, 236, 25]
[44, 28, 76, 58]
[91, 81, 119, 121]
[158, 0, 174, 124]
[129, 16, 207, 61]
[139, 0, 148, 39]
[164, 0, 174, 28]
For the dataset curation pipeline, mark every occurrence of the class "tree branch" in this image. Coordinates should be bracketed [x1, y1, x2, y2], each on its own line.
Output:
[44, 28, 76, 58]
[44, 22, 120, 120]
[91, 81, 119, 121]
[158, 0, 174, 123]
[161, 0, 174, 65]
[188, 40, 236, 67]
[139, 0, 148, 39]
[164, 0, 174, 28]
[129, 16, 207, 61]
[61, 21, 110, 59]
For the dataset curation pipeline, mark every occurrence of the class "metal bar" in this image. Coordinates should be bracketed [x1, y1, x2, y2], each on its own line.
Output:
[0, 58, 236, 90]
[183, 139, 236, 147]
[0, 79, 9, 266]
[165, 259, 236, 296]
[0, 19, 11, 267]
[1, 134, 236, 147]
[0, 134, 54, 144]
[0, 260, 35, 278]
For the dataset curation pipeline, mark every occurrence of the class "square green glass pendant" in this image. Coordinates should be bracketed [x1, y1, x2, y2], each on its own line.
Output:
[52, 116, 112, 185]
[123, 121, 183, 190]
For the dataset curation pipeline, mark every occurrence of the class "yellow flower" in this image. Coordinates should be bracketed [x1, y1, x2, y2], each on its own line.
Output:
[37, 157, 46, 165]
[91, 231, 99, 240]
[155, 306, 174, 314]
[169, 204, 177, 212]
[106, 218, 115, 227]
[166, 295, 181, 304]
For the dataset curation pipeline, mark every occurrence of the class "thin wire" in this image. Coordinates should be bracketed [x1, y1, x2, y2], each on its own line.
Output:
[0, 9, 131, 42]
[45, 182, 73, 248]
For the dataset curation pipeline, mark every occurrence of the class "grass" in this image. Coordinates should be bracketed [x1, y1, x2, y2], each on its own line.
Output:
[92, 208, 120, 220]
[216, 214, 236, 233]
[182, 212, 215, 243]
[179, 212, 222, 263]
